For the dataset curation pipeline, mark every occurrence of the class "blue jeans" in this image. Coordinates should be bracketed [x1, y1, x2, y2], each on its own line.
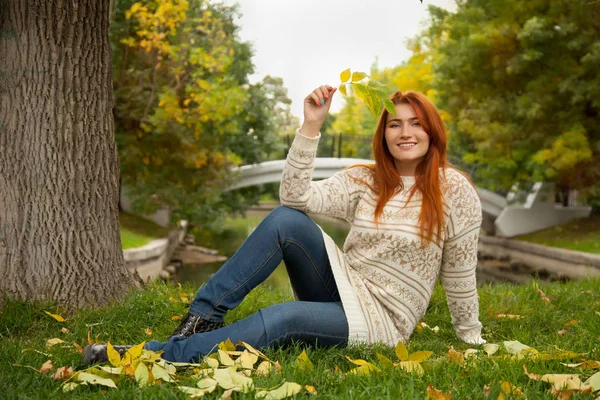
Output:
[145, 206, 349, 362]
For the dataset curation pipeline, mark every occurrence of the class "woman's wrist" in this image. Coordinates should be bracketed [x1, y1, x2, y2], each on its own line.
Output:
[299, 121, 322, 138]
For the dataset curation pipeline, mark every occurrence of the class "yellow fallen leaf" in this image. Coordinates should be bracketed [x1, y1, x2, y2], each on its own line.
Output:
[217, 349, 235, 366]
[61, 327, 70, 334]
[87, 331, 93, 345]
[395, 341, 409, 361]
[492, 313, 525, 320]
[170, 315, 182, 321]
[427, 384, 452, 399]
[107, 342, 121, 367]
[523, 365, 541, 380]
[408, 350, 433, 363]
[396, 360, 424, 376]
[144, 328, 153, 336]
[565, 319, 580, 326]
[500, 381, 523, 398]
[255, 361, 273, 376]
[44, 311, 66, 322]
[376, 353, 395, 369]
[51, 366, 73, 381]
[304, 385, 318, 395]
[218, 338, 237, 352]
[595, 310, 600, 317]
[295, 350, 314, 372]
[39, 360, 54, 373]
[558, 329, 570, 335]
[46, 338, 65, 349]
[255, 382, 302, 399]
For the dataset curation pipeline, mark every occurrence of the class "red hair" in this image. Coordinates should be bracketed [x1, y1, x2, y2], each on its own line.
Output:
[352, 91, 449, 246]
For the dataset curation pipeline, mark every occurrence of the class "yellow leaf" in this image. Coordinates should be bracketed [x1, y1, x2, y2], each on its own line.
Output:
[376, 353, 394, 369]
[537, 288, 551, 303]
[561, 360, 600, 369]
[523, 365, 542, 380]
[74, 371, 118, 389]
[218, 349, 235, 366]
[347, 363, 381, 375]
[255, 360, 273, 376]
[46, 338, 65, 349]
[500, 381, 523, 398]
[492, 313, 525, 320]
[235, 341, 269, 360]
[87, 331, 93, 345]
[408, 351, 433, 362]
[61, 327, 70, 334]
[483, 343, 500, 356]
[565, 319, 580, 326]
[255, 382, 302, 399]
[219, 339, 237, 352]
[427, 384, 453, 399]
[339, 84, 347, 96]
[205, 356, 219, 369]
[144, 328, 153, 336]
[304, 385, 318, 395]
[170, 315, 182, 321]
[397, 361, 425, 376]
[107, 342, 121, 367]
[583, 371, 600, 390]
[340, 68, 351, 83]
[235, 350, 258, 370]
[351, 71, 368, 82]
[183, 98, 191, 106]
[39, 360, 54, 373]
[296, 350, 314, 372]
[395, 341, 409, 361]
[152, 363, 175, 382]
[135, 362, 149, 386]
[44, 311, 66, 322]
[595, 310, 600, 317]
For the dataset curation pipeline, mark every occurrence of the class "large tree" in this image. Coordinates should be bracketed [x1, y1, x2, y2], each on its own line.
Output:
[0, 0, 135, 307]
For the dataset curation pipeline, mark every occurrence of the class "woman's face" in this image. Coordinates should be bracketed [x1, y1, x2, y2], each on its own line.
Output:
[384, 103, 431, 176]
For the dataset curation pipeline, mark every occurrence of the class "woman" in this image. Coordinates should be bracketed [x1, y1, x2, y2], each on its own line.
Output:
[83, 85, 485, 365]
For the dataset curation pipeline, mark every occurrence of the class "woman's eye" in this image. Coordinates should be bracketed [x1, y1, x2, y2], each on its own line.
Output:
[412, 122, 421, 126]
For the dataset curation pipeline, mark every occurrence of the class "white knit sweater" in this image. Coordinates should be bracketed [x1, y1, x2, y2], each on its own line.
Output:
[279, 131, 484, 346]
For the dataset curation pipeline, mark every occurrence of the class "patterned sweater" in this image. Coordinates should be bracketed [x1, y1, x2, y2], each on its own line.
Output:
[279, 131, 484, 346]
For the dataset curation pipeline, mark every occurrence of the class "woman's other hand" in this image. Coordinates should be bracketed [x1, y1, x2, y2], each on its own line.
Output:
[301, 85, 337, 138]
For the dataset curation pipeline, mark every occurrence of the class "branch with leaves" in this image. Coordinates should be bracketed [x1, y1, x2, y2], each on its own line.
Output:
[338, 68, 396, 118]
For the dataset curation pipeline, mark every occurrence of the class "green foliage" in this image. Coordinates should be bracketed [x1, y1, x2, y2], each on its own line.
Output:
[338, 69, 395, 118]
[109, 0, 293, 230]
[422, 0, 600, 201]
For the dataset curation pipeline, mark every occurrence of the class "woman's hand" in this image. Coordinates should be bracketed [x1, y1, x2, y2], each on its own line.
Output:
[300, 85, 337, 138]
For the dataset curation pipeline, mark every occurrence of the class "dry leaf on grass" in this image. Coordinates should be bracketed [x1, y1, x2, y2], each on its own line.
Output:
[51, 366, 73, 381]
[427, 384, 452, 399]
[44, 311, 66, 322]
[39, 360, 54, 373]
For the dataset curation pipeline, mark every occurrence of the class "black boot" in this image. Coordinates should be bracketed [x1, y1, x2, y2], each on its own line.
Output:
[81, 344, 132, 365]
[168, 312, 224, 340]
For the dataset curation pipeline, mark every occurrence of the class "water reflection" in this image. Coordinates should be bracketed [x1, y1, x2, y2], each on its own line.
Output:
[174, 209, 350, 290]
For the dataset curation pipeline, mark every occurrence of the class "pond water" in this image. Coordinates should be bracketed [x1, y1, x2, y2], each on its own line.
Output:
[174, 209, 349, 290]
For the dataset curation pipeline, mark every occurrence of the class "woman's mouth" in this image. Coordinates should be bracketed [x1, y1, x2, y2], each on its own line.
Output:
[398, 142, 417, 149]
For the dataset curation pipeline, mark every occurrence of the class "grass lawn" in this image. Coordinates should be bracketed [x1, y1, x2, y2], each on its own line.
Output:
[119, 212, 170, 249]
[1, 278, 599, 399]
[516, 214, 600, 254]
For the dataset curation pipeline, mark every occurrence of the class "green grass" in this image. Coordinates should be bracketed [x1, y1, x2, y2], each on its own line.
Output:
[516, 215, 600, 254]
[119, 212, 170, 249]
[1, 278, 599, 399]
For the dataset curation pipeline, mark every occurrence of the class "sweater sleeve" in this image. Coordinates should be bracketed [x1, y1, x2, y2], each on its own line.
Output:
[279, 130, 371, 223]
[440, 171, 485, 345]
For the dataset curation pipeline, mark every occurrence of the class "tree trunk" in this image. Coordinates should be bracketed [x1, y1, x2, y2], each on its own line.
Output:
[0, 0, 136, 307]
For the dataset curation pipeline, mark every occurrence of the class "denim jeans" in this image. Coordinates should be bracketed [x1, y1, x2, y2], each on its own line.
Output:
[145, 206, 349, 362]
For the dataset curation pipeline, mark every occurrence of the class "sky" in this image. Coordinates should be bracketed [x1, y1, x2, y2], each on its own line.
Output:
[221, 0, 456, 118]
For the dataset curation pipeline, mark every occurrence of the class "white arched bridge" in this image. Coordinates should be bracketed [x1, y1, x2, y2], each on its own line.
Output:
[230, 158, 591, 237]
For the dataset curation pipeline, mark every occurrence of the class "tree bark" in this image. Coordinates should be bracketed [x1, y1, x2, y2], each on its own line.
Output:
[0, 0, 136, 307]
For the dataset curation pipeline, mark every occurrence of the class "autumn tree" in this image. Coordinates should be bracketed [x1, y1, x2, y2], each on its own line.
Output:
[110, 0, 290, 229]
[424, 0, 600, 203]
[0, 0, 135, 307]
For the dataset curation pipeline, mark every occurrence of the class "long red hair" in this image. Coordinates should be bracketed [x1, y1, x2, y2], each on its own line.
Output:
[352, 91, 449, 246]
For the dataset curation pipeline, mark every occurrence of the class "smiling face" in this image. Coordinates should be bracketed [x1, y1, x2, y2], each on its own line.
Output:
[384, 102, 431, 176]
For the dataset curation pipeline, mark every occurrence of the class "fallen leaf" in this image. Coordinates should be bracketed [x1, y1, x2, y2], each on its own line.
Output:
[503, 340, 535, 358]
[304, 385, 318, 395]
[218, 349, 235, 367]
[595, 311, 600, 317]
[87, 331, 93, 345]
[74, 371, 118, 389]
[144, 328, 153, 336]
[483, 343, 500, 356]
[219, 338, 237, 352]
[493, 313, 525, 320]
[135, 362, 149, 387]
[44, 311, 66, 322]
[408, 350, 433, 362]
[61, 327, 70, 334]
[523, 365, 541, 380]
[46, 338, 65, 349]
[170, 315, 182, 321]
[107, 342, 121, 367]
[62, 382, 79, 392]
[235, 341, 269, 361]
[236, 350, 258, 371]
[565, 319, 580, 326]
[39, 360, 54, 373]
[346, 355, 382, 375]
[562, 360, 600, 369]
[537, 288, 551, 303]
[448, 346, 464, 363]
[72, 341, 83, 354]
[255, 361, 273, 376]
[584, 371, 600, 391]
[295, 350, 314, 372]
[376, 353, 395, 369]
[395, 341, 409, 361]
[177, 378, 217, 397]
[213, 367, 253, 391]
[500, 381, 523, 398]
[221, 387, 242, 400]
[558, 329, 570, 335]
[427, 384, 452, 399]
[255, 382, 303, 399]
[397, 361, 424, 376]
[152, 363, 175, 383]
[51, 366, 73, 381]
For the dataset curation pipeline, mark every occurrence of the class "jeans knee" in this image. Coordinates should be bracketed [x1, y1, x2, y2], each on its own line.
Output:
[266, 206, 313, 232]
